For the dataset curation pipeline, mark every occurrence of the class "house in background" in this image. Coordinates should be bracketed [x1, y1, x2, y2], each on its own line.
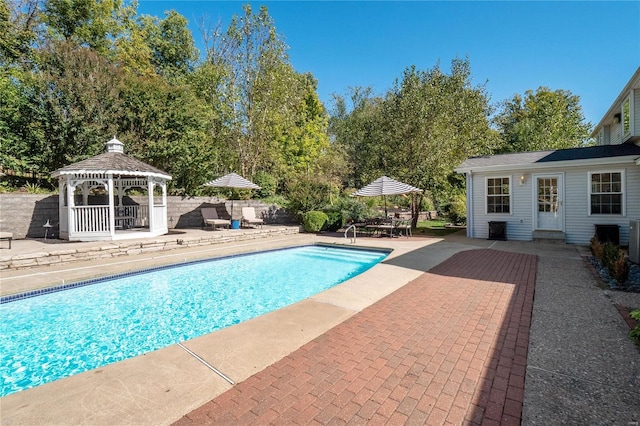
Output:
[455, 67, 640, 246]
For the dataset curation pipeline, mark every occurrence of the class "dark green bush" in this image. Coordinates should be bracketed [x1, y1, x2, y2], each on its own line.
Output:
[334, 197, 376, 223]
[253, 171, 277, 198]
[323, 211, 344, 232]
[303, 211, 328, 233]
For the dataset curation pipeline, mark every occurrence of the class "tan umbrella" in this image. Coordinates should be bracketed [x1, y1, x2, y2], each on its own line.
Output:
[204, 173, 261, 222]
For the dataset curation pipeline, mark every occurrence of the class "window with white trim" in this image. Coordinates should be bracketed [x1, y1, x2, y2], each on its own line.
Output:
[486, 177, 510, 214]
[589, 171, 623, 215]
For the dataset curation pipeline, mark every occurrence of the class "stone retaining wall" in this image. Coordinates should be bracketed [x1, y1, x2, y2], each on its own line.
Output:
[0, 226, 300, 270]
[0, 194, 295, 239]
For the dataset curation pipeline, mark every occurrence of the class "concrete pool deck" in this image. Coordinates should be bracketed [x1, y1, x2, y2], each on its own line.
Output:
[1, 230, 639, 424]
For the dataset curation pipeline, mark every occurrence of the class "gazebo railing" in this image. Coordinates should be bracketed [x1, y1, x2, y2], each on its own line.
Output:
[69, 204, 162, 234]
[72, 206, 110, 233]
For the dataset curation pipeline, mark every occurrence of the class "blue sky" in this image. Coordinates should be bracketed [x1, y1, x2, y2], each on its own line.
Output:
[138, 1, 639, 127]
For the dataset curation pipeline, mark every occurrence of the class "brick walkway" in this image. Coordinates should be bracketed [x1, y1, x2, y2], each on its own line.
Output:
[173, 249, 537, 425]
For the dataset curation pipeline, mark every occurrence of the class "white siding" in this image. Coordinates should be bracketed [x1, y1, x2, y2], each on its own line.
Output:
[634, 89, 640, 137]
[611, 119, 624, 145]
[470, 173, 533, 241]
[467, 162, 640, 245]
[564, 165, 640, 245]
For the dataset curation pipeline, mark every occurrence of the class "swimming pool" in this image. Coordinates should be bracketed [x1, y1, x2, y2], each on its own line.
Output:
[0, 245, 388, 397]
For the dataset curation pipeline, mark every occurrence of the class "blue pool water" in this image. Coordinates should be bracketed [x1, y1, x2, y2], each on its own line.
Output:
[0, 245, 387, 397]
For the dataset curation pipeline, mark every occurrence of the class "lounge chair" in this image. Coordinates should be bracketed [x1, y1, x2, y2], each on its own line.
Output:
[201, 207, 230, 230]
[241, 207, 264, 228]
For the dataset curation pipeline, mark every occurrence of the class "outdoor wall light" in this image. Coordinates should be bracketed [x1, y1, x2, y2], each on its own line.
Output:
[614, 113, 622, 123]
[520, 175, 526, 185]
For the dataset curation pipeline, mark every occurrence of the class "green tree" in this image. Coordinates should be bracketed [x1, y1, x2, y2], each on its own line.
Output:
[29, 41, 123, 172]
[118, 74, 214, 195]
[42, 0, 134, 56]
[203, 4, 330, 192]
[495, 87, 592, 152]
[332, 59, 498, 222]
[384, 59, 499, 220]
[138, 10, 198, 80]
[1, 0, 39, 66]
[329, 86, 385, 188]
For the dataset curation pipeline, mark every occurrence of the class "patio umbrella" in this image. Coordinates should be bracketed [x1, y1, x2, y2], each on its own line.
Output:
[351, 175, 422, 216]
[204, 172, 261, 220]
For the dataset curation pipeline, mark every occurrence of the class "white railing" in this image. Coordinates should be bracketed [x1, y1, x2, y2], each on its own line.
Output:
[72, 206, 109, 233]
[137, 205, 149, 227]
[70, 204, 160, 235]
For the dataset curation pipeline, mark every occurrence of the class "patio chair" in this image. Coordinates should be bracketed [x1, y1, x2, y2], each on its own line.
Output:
[377, 218, 396, 237]
[201, 207, 230, 230]
[241, 207, 264, 228]
[395, 219, 412, 237]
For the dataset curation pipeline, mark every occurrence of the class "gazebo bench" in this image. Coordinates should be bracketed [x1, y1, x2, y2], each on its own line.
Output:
[0, 232, 13, 249]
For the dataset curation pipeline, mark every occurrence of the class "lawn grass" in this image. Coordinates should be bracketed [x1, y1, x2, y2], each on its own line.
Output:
[414, 220, 463, 237]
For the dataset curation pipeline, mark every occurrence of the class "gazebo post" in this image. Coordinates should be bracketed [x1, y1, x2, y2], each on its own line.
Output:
[147, 179, 155, 231]
[108, 175, 116, 237]
[59, 178, 67, 238]
[81, 182, 89, 206]
[67, 180, 76, 235]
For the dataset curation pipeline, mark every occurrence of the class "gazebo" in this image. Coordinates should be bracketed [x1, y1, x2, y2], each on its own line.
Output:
[51, 137, 172, 241]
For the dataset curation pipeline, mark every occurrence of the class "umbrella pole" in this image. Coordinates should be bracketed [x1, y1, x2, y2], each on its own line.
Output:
[384, 196, 388, 217]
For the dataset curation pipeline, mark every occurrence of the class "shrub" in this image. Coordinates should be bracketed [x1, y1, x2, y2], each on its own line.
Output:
[590, 237, 604, 260]
[593, 240, 630, 286]
[253, 172, 277, 198]
[610, 255, 630, 284]
[323, 211, 344, 232]
[630, 309, 640, 346]
[303, 211, 328, 233]
[285, 177, 331, 219]
[441, 192, 466, 225]
[331, 197, 377, 223]
[602, 243, 624, 270]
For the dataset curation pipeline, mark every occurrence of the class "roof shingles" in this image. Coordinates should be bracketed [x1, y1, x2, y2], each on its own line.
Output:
[53, 152, 170, 179]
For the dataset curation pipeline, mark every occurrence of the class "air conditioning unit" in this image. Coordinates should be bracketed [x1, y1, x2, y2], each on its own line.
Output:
[630, 220, 640, 264]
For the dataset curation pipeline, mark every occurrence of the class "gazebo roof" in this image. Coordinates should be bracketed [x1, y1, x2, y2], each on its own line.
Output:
[51, 137, 171, 180]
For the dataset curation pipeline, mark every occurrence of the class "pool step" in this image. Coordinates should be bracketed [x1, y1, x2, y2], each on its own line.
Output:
[297, 249, 385, 263]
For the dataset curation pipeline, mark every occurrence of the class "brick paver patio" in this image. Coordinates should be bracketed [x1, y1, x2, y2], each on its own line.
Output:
[173, 248, 537, 425]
